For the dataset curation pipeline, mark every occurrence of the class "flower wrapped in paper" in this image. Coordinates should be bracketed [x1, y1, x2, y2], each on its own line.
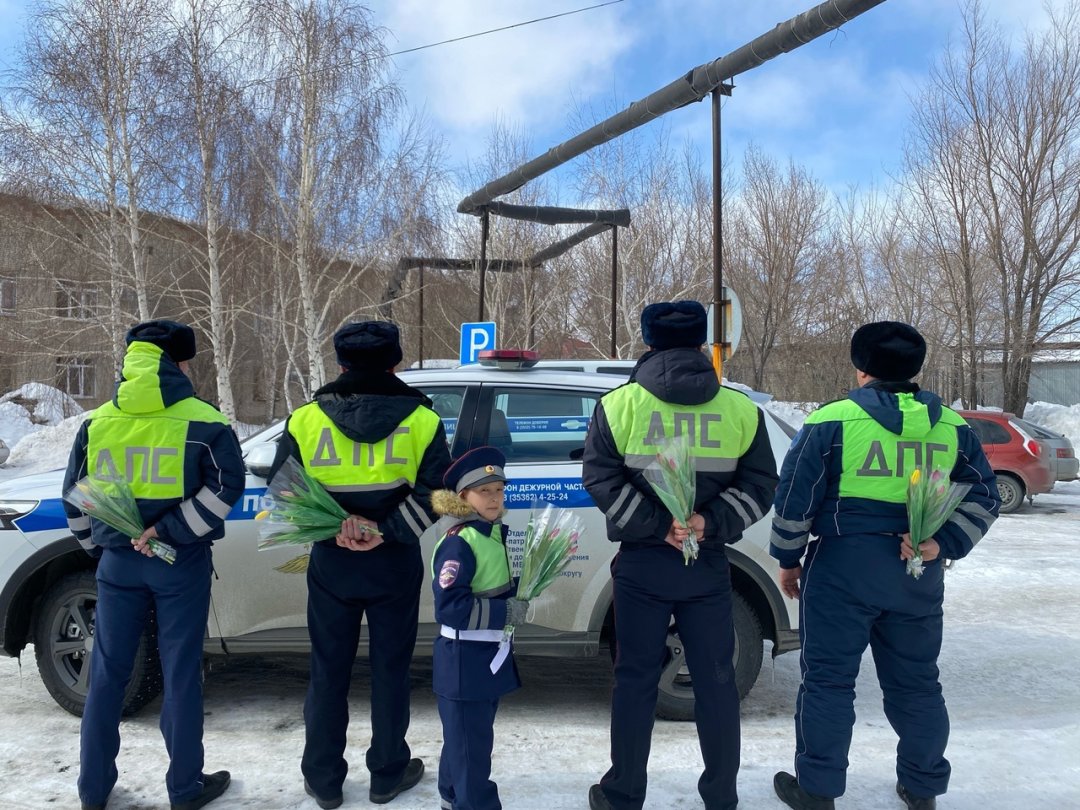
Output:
[63, 477, 177, 564]
[643, 433, 699, 564]
[516, 501, 582, 602]
[498, 501, 582, 663]
[255, 457, 379, 551]
[905, 467, 971, 578]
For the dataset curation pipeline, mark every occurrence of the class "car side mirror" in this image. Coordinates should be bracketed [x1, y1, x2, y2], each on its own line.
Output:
[245, 443, 277, 479]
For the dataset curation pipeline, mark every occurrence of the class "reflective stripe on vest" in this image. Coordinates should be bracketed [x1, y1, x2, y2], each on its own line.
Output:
[806, 395, 965, 503]
[86, 398, 227, 500]
[432, 523, 512, 595]
[601, 382, 758, 470]
[288, 401, 441, 492]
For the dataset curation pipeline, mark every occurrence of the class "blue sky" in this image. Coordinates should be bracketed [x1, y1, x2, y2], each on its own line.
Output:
[0, 0, 1056, 197]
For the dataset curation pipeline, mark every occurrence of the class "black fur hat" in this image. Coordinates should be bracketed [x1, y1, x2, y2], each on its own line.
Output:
[850, 321, 926, 381]
[125, 320, 197, 362]
[640, 300, 707, 350]
[334, 321, 403, 371]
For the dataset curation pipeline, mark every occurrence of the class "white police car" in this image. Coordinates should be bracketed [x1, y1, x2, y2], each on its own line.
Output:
[0, 352, 799, 720]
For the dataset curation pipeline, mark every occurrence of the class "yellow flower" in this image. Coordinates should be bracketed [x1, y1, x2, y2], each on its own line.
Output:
[910, 469, 921, 485]
[255, 510, 271, 521]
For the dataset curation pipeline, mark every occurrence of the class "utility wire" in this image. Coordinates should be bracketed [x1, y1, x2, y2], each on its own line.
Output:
[385, 0, 625, 60]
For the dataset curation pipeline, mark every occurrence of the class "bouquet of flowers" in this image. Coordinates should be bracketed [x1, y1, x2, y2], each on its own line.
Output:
[254, 457, 378, 552]
[516, 501, 583, 602]
[63, 477, 177, 564]
[643, 433, 699, 564]
[502, 501, 583, 645]
[905, 467, 971, 579]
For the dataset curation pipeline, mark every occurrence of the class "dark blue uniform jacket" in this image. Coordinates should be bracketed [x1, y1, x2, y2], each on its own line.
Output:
[431, 515, 521, 701]
[267, 369, 450, 545]
[769, 382, 999, 568]
[582, 347, 779, 551]
[62, 353, 245, 554]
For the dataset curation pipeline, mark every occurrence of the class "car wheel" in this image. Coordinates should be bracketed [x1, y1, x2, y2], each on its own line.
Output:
[651, 592, 764, 721]
[996, 473, 1025, 514]
[33, 571, 163, 717]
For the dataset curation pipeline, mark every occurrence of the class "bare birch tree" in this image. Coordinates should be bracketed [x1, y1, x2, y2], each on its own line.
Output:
[160, 0, 254, 421]
[245, 0, 405, 396]
[925, 0, 1080, 413]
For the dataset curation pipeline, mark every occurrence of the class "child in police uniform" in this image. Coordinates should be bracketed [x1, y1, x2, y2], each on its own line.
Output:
[431, 447, 530, 810]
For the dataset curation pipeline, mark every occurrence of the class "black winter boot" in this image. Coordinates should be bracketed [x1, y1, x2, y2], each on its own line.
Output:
[589, 784, 614, 810]
[897, 781, 937, 809]
[170, 771, 231, 810]
[369, 758, 424, 804]
[774, 772, 835, 810]
[304, 779, 343, 809]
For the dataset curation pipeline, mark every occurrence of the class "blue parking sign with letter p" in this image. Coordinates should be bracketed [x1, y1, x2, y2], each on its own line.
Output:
[460, 322, 496, 364]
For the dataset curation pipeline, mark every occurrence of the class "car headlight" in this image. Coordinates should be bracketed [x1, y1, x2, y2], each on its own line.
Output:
[0, 500, 40, 529]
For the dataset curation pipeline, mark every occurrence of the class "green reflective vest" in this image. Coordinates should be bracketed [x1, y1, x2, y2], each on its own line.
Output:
[287, 400, 441, 493]
[86, 349, 228, 500]
[805, 395, 965, 503]
[432, 524, 511, 596]
[602, 381, 758, 470]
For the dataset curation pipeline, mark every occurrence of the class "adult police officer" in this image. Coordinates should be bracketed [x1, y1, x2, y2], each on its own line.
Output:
[582, 300, 779, 810]
[770, 322, 1000, 810]
[63, 320, 246, 810]
[267, 321, 450, 809]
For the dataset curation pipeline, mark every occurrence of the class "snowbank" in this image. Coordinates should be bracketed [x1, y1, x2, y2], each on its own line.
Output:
[1023, 401, 1080, 446]
[5, 413, 88, 473]
[0, 382, 82, 423]
[0, 401, 37, 448]
[0, 383, 83, 448]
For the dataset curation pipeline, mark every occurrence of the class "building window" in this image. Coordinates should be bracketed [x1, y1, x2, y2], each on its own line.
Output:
[57, 357, 97, 399]
[56, 282, 101, 320]
[0, 278, 15, 315]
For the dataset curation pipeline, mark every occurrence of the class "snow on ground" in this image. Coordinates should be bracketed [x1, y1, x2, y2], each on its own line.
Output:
[1, 476, 1078, 808]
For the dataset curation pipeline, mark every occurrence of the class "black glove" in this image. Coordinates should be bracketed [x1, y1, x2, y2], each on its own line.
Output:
[505, 597, 530, 626]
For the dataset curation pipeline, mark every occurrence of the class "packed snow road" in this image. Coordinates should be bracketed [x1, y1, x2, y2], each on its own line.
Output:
[1, 483, 1078, 809]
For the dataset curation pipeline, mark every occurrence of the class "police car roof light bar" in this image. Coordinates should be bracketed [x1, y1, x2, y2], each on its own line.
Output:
[478, 350, 539, 369]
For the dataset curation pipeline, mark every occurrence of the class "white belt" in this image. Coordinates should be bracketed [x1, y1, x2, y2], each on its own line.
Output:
[440, 625, 512, 673]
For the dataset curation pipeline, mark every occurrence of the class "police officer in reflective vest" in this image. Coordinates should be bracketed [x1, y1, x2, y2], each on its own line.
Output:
[430, 447, 528, 810]
[582, 300, 779, 810]
[63, 320, 246, 810]
[267, 321, 450, 809]
[770, 322, 1000, 810]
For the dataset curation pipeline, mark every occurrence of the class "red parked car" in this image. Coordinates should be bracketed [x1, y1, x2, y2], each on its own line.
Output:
[957, 410, 1056, 513]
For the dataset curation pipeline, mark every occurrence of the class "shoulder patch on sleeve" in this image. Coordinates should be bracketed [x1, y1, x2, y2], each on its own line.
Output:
[438, 559, 461, 589]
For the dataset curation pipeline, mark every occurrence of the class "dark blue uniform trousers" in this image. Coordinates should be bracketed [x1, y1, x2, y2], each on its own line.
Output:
[600, 545, 740, 810]
[794, 534, 950, 800]
[79, 543, 212, 806]
[301, 540, 422, 798]
[437, 696, 500, 810]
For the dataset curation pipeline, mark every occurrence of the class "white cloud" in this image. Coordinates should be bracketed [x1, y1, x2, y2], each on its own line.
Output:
[371, 1, 635, 148]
